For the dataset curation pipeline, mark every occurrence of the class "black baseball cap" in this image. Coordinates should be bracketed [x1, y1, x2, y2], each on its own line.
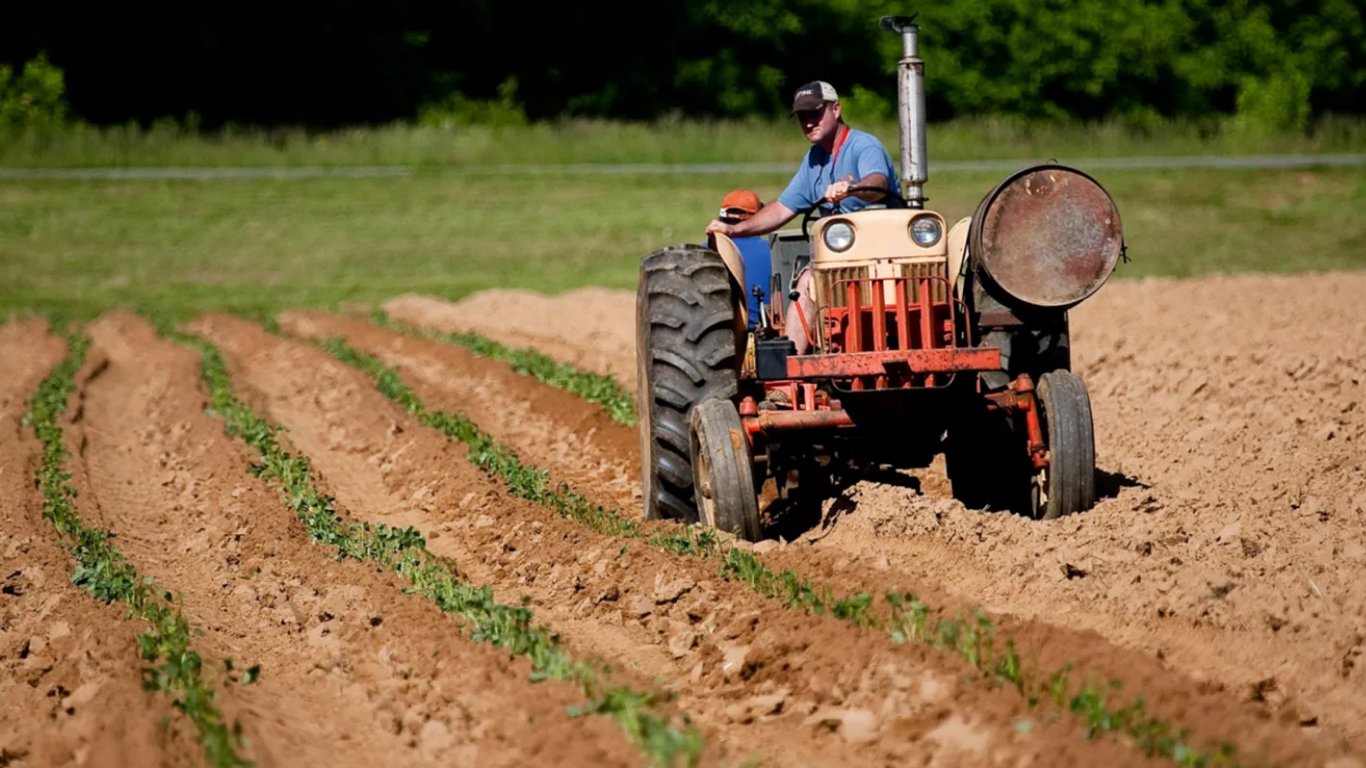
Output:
[791, 81, 839, 114]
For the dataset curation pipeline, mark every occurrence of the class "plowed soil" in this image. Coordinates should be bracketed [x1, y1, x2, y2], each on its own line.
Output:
[4, 269, 1362, 766]
[1, 320, 196, 767]
[382, 271, 1366, 762]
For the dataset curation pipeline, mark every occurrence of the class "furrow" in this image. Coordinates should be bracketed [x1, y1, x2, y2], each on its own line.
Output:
[0, 319, 198, 766]
[285, 309, 1349, 767]
[172, 317, 683, 766]
[384, 291, 638, 392]
[373, 310, 635, 426]
[73, 312, 644, 767]
[22, 326, 248, 766]
[247, 312, 1169, 766]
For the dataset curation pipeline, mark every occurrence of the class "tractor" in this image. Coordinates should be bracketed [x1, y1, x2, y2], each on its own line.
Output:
[636, 15, 1124, 541]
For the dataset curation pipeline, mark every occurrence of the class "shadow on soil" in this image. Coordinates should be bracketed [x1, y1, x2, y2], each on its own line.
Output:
[1096, 467, 1148, 500]
[760, 464, 1149, 542]
[762, 464, 920, 543]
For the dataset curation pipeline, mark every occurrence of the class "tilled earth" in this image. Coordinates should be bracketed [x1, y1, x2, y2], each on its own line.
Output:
[3, 270, 1363, 766]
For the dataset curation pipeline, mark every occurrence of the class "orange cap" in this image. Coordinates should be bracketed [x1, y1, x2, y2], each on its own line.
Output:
[719, 189, 762, 218]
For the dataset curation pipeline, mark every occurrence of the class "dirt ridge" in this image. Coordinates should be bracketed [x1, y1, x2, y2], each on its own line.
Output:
[282, 309, 1340, 766]
[1, 319, 197, 767]
[64, 313, 637, 768]
[196, 311, 1170, 767]
[381, 272, 1366, 760]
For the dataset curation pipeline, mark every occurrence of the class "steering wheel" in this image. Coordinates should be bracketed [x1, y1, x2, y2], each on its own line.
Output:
[799, 185, 908, 238]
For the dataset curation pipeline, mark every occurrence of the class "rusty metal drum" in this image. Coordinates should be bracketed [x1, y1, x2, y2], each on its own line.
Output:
[968, 165, 1123, 309]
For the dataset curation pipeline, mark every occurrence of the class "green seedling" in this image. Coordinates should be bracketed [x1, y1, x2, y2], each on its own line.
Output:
[27, 333, 249, 768]
[372, 308, 636, 425]
[176, 329, 700, 768]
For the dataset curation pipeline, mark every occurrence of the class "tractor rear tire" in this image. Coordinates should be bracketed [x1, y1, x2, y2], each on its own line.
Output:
[1034, 370, 1096, 519]
[689, 399, 762, 541]
[636, 245, 742, 523]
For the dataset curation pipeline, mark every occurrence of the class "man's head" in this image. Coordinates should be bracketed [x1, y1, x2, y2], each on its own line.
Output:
[719, 189, 762, 224]
[791, 80, 842, 146]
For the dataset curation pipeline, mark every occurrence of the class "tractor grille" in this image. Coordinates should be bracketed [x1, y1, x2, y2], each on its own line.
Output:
[816, 259, 948, 309]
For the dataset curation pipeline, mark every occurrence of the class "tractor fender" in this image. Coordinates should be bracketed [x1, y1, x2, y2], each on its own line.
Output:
[709, 233, 749, 331]
[946, 216, 972, 301]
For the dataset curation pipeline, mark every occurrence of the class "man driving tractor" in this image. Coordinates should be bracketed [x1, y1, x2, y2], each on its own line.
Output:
[706, 81, 900, 352]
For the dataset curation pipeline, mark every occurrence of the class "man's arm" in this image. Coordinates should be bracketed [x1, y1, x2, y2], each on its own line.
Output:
[825, 172, 890, 204]
[705, 201, 797, 239]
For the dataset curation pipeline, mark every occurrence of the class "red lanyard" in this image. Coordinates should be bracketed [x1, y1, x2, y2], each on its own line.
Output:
[830, 124, 850, 164]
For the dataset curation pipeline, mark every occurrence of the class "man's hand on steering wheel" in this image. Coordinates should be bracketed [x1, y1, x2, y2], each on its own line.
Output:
[824, 177, 897, 206]
[824, 178, 856, 204]
[799, 185, 908, 237]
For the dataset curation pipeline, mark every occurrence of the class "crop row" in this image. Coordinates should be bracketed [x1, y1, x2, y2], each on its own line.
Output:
[26, 333, 250, 768]
[172, 330, 703, 767]
[373, 309, 637, 425]
[327, 323, 1251, 768]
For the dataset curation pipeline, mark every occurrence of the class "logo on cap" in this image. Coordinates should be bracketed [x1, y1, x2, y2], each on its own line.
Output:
[791, 81, 839, 114]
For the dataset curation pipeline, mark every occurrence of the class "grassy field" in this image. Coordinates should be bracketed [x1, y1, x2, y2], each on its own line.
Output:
[2, 119, 1364, 323]
[3, 115, 1364, 168]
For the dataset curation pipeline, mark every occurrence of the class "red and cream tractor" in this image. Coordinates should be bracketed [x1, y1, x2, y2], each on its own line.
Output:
[636, 15, 1125, 541]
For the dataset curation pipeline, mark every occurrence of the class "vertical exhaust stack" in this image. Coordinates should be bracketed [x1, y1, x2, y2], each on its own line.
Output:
[880, 15, 927, 209]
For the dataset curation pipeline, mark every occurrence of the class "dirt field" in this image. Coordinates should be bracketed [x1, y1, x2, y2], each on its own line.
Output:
[3, 270, 1364, 766]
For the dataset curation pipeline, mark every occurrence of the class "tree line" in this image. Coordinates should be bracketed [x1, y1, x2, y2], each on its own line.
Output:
[3, 0, 1362, 132]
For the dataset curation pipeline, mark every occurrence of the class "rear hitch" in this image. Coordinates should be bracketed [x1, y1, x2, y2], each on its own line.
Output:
[984, 374, 1049, 470]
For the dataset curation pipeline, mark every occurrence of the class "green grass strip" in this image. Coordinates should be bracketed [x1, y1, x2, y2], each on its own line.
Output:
[25, 333, 250, 768]
[174, 331, 701, 768]
[321, 333, 1253, 768]
[371, 307, 636, 425]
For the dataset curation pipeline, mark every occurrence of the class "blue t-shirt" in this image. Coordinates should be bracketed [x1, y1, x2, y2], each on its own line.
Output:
[777, 127, 900, 215]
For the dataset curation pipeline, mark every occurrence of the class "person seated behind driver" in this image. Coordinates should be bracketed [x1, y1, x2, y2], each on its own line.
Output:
[716, 189, 772, 330]
[705, 81, 899, 353]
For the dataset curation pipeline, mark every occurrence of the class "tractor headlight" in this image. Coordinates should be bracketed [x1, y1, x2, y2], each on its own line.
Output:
[823, 221, 855, 252]
[910, 215, 943, 247]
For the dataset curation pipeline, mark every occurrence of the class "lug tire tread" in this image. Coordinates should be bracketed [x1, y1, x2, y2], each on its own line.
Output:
[637, 245, 741, 522]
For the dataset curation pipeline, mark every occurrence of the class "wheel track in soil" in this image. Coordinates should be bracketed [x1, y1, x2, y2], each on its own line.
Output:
[190, 310, 1170, 767]
[65, 312, 639, 768]
[1, 319, 197, 767]
[377, 275, 1366, 764]
[281, 308, 1349, 767]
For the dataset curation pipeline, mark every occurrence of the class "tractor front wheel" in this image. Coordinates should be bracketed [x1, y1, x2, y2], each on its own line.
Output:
[1033, 370, 1096, 519]
[689, 399, 762, 541]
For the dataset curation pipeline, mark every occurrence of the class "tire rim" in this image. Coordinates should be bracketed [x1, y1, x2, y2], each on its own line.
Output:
[694, 435, 718, 527]
[1032, 466, 1048, 517]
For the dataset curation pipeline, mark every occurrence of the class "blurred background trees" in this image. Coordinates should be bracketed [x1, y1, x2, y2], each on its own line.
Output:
[2, 0, 1361, 134]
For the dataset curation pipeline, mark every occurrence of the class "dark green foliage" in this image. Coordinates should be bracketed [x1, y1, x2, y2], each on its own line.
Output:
[7, 2, 1361, 128]
[0, 54, 68, 130]
[26, 333, 249, 768]
[919, 0, 1364, 131]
